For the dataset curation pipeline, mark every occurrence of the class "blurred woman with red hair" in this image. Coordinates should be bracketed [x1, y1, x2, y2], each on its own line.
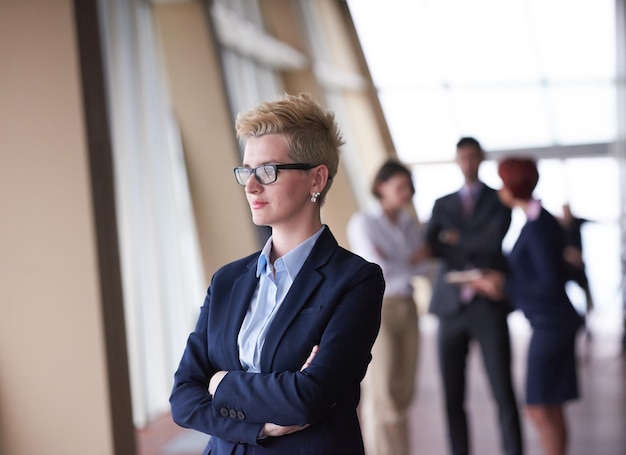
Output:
[475, 157, 583, 455]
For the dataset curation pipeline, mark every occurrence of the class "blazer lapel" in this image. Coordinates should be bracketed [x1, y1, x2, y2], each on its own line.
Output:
[223, 258, 259, 371]
[259, 228, 337, 372]
[454, 191, 465, 221]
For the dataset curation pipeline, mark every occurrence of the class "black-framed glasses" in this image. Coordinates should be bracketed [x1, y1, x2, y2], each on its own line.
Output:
[233, 163, 317, 185]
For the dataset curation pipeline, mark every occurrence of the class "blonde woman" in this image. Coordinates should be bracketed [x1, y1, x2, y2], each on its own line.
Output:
[170, 93, 384, 455]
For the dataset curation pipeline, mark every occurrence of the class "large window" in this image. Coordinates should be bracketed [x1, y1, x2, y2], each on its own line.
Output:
[348, 0, 622, 334]
[348, 0, 616, 161]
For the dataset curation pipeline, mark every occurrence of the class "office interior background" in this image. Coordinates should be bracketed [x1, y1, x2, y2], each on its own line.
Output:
[1, 0, 625, 454]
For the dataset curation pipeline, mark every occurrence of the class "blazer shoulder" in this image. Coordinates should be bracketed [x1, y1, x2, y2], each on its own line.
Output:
[307, 227, 383, 279]
[482, 185, 502, 200]
[436, 191, 459, 205]
[528, 209, 562, 237]
[331, 244, 384, 278]
[481, 184, 498, 196]
[213, 250, 259, 278]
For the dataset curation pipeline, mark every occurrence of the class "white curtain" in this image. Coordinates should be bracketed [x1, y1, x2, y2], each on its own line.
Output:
[97, 0, 206, 428]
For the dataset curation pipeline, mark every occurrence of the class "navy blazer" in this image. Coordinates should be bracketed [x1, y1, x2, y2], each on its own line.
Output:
[426, 183, 513, 317]
[170, 227, 384, 455]
[505, 208, 582, 329]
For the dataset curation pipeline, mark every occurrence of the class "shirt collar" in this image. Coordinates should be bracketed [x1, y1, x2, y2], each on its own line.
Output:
[256, 240, 272, 277]
[256, 226, 325, 278]
[526, 198, 542, 221]
[461, 181, 482, 198]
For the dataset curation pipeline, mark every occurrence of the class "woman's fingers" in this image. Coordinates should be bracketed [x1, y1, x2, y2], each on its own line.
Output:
[300, 345, 319, 371]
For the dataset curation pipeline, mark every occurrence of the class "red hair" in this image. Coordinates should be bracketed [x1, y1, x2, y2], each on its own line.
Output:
[497, 157, 539, 200]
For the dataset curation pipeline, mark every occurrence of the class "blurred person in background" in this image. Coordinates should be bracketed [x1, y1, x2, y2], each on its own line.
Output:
[475, 156, 583, 455]
[347, 159, 430, 455]
[558, 203, 594, 335]
[426, 137, 523, 455]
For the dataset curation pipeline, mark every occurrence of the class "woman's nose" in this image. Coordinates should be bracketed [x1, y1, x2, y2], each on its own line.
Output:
[245, 174, 261, 192]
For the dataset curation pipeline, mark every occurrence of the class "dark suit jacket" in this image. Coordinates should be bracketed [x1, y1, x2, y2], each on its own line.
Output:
[426, 183, 513, 317]
[170, 227, 384, 455]
[505, 208, 581, 329]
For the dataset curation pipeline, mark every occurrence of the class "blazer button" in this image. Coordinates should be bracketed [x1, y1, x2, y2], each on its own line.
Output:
[229, 409, 237, 419]
[220, 407, 229, 417]
[236, 411, 246, 420]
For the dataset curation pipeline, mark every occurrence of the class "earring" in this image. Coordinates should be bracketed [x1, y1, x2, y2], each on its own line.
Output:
[311, 192, 321, 203]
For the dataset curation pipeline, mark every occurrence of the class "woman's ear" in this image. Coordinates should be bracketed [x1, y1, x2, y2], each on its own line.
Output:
[311, 164, 329, 193]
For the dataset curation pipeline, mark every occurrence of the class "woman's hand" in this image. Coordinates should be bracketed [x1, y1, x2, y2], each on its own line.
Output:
[300, 345, 318, 371]
[472, 269, 506, 300]
[410, 245, 431, 265]
[374, 245, 387, 260]
[208, 370, 227, 396]
[261, 422, 311, 437]
[563, 245, 584, 269]
[210, 343, 318, 396]
[258, 345, 318, 439]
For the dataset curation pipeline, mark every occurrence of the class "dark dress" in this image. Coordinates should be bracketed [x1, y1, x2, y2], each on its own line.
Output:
[505, 207, 583, 404]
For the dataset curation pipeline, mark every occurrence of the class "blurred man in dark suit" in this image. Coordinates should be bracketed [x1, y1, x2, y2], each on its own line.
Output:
[426, 137, 523, 455]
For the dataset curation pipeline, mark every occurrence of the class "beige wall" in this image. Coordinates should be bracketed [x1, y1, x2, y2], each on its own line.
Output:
[0, 1, 118, 454]
[0, 0, 141, 455]
[154, 2, 259, 277]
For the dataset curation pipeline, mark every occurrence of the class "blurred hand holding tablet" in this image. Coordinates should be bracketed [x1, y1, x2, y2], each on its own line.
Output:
[444, 269, 483, 284]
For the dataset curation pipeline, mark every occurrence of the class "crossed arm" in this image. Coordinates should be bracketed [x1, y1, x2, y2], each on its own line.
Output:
[170, 262, 384, 445]
[207, 345, 319, 438]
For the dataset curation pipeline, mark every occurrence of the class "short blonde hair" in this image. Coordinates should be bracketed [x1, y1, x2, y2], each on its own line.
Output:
[236, 93, 344, 205]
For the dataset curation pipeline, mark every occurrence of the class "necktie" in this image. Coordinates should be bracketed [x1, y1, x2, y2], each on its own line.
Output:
[461, 187, 476, 302]
[462, 189, 475, 218]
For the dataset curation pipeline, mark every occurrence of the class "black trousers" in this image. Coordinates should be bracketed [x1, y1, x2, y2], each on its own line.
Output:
[437, 300, 523, 455]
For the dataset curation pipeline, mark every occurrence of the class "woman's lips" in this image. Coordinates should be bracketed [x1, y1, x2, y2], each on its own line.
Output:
[251, 200, 267, 210]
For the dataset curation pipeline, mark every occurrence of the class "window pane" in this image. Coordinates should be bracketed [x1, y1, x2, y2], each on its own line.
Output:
[549, 84, 617, 144]
[429, 0, 541, 84]
[347, 0, 617, 161]
[348, 1, 442, 86]
[379, 89, 458, 163]
[452, 86, 553, 150]
[529, 0, 615, 80]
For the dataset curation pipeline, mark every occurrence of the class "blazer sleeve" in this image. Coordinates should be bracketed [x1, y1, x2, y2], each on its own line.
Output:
[169, 286, 264, 445]
[425, 197, 447, 258]
[210, 260, 384, 427]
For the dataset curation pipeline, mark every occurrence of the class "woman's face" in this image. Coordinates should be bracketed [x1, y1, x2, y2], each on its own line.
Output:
[377, 173, 414, 210]
[242, 134, 318, 230]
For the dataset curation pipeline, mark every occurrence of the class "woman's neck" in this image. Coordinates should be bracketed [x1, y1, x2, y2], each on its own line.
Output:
[270, 221, 322, 262]
[380, 202, 402, 223]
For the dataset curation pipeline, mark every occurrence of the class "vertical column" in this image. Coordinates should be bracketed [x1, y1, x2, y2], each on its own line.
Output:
[615, 0, 626, 350]
[73, 0, 136, 452]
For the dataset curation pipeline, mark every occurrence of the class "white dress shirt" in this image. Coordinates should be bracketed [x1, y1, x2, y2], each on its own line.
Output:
[347, 204, 428, 297]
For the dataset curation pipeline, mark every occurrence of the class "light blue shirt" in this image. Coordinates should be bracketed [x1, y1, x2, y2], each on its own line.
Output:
[237, 226, 325, 372]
